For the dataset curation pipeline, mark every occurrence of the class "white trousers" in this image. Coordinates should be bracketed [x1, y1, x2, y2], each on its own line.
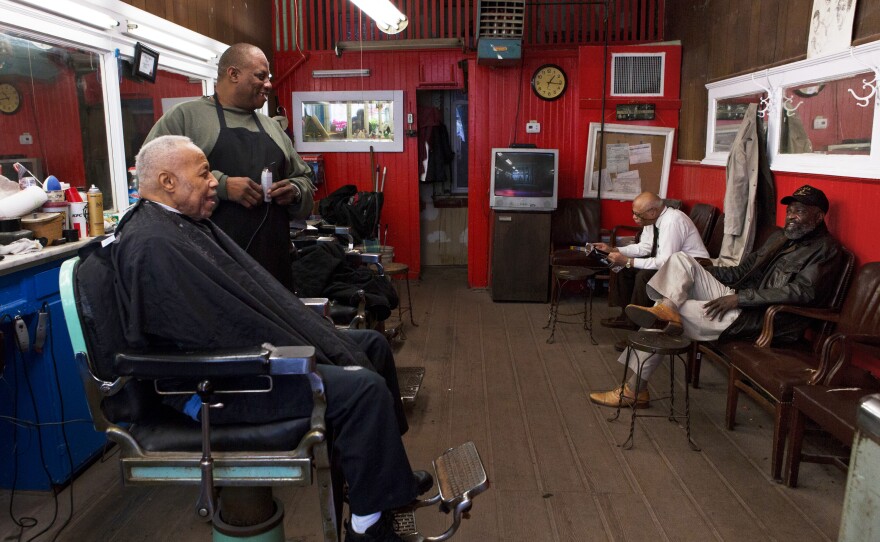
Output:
[618, 252, 741, 390]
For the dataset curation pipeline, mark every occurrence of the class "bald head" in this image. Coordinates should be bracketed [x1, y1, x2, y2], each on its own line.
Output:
[217, 43, 262, 79]
[631, 192, 664, 226]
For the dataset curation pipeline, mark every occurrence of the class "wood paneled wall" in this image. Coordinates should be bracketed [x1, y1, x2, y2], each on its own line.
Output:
[666, 0, 880, 161]
[122, 0, 274, 63]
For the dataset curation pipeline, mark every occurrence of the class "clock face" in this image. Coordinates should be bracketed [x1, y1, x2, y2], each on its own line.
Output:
[0, 83, 21, 114]
[531, 64, 567, 101]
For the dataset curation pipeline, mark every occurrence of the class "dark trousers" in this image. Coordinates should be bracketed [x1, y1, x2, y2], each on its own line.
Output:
[345, 329, 408, 434]
[609, 268, 657, 311]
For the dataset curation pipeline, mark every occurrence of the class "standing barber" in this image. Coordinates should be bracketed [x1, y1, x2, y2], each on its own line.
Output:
[144, 43, 313, 290]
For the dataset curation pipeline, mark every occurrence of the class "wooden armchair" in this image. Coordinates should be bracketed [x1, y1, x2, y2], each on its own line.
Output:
[723, 256, 872, 481]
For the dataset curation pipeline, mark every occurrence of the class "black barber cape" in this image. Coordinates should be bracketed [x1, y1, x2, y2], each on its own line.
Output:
[84, 199, 372, 377]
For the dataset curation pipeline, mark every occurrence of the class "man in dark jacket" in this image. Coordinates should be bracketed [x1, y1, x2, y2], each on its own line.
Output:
[590, 185, 844, 408]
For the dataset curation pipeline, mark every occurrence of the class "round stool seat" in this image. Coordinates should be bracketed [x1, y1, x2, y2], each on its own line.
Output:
[626, 331, 691, 355]
[553, 265, 596, 281]
[383, 262, 409, 277]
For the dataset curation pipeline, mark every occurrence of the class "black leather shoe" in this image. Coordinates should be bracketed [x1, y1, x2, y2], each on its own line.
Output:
[413, 470, 434, 495]
[345, 512, 404, 542]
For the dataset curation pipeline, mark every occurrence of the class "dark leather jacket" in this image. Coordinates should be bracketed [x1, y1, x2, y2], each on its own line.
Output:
[709, 223, 843, 343]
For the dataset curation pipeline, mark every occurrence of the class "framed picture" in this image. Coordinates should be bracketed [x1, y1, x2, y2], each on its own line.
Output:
[583, 123, 675, 201]
[132, 42, 159, 83]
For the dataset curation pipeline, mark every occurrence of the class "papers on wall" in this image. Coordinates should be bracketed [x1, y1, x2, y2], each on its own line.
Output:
[606, 143, 630, 173]
[629, 143, 652, 164]
[613, 170, 641, 194]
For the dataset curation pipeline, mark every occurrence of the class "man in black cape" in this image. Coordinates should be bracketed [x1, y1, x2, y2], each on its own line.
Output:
[78, 135, 419, 541]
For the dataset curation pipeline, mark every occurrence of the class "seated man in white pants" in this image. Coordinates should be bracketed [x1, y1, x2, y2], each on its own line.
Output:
[590, 185, 845, 408]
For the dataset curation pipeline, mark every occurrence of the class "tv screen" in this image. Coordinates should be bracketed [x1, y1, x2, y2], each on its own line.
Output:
[490, 148, 558, 211]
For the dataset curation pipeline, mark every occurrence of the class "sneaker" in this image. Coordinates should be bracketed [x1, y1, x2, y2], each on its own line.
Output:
[345, 512, 404, 542]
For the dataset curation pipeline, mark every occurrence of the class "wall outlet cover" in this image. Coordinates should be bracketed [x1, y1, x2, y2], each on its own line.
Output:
[526, 121, 540, 133]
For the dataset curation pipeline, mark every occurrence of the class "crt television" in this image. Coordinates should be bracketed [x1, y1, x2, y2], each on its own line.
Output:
[489, 148, 558, 211]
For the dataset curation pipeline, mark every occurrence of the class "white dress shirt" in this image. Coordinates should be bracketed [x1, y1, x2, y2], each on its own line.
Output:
[618, 207, 709, 270]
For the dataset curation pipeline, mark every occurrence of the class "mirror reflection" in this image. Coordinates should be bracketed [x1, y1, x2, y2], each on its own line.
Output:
[713, 92, 768, 153]
[301, 99, 394, 142]
[780, 72, 874, 156]
[0, 31, 110, 202]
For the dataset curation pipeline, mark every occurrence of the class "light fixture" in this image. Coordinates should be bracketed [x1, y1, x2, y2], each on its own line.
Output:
[335, 38, 463, 56]
[14, 0, 119, 29]
[349, 0, 408, 35]
[312, 69, 371, 79]
[125, 21, 217, 61]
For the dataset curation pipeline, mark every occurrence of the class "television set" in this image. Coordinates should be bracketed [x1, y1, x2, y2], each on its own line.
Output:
[489, 148, 559, 211]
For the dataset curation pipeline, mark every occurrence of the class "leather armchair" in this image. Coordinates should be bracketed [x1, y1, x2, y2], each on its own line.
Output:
[722, 255, 873, 481]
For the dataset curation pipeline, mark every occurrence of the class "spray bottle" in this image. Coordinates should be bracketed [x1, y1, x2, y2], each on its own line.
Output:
[86, 185, 104, 236]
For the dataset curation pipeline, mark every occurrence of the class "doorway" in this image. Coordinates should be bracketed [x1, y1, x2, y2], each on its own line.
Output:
[418, 89, 468, 266]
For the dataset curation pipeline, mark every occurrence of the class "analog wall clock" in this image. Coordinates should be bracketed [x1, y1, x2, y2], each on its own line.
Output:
[531, 64, 567, 101]
[0, 82, 21, 115]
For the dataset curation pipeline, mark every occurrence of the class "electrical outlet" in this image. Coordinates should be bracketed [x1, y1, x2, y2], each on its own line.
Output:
[19, 132, 33, 145]
[407, 113, 414, 124]
[526, 121, 540, 134]
[813, 116, 828, 130]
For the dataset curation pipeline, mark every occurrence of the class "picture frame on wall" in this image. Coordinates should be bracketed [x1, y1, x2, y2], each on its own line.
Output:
[132, 42, 159, 82]
[583, 123, 675, 201]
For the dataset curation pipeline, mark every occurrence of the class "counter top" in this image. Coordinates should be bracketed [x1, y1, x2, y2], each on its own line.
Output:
[0, 238, 92, 277]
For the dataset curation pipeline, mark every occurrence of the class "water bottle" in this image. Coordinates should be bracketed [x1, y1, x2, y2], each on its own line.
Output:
[86, 185, 104, 236]
[127, 167, 140, 205]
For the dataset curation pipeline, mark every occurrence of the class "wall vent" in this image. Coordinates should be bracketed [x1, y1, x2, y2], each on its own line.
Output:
[611, 53, 665, 96]
[476, 0, 524, 66]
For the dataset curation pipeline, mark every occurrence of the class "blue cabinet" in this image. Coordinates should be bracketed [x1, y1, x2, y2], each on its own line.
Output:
[0, 255, 106, 490]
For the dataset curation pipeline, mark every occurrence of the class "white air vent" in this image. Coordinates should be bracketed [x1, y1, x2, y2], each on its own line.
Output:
[611, 53, 665, 97]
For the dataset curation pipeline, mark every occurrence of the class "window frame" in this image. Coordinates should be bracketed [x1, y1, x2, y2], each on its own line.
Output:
[703, 39, 880, 180]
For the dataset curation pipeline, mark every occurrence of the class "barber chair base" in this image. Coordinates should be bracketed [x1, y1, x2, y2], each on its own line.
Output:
[213, 496, 285, 541]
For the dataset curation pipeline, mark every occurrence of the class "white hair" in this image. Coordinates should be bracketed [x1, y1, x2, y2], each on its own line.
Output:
[135, 135, 199, 191]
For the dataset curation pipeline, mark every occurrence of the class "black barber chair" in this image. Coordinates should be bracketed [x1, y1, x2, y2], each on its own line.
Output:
[60, 257, 486, 541]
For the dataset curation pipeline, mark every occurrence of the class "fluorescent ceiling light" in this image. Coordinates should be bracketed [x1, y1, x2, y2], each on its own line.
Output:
[14, 0, 119, 29]
[312, 69, 371, 78]
[335, 38, 462, 56]
[350, 0, 408, 35]
[126, 21, 217, 61]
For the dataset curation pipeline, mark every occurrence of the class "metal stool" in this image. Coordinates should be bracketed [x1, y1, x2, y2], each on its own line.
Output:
[384, 262, 417, 339]
[608, 330, 700, 451]
[545, 265, 596, 345]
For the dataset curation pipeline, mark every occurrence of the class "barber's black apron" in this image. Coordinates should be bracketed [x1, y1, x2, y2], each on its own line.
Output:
[207, 97, 293, 290]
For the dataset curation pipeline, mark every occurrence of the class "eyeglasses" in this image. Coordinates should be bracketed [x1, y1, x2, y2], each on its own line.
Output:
[632, 207, 657, 219]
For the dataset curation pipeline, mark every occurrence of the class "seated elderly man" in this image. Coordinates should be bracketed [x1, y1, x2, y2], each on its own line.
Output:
[83, 135, 421, 542]
[590, 185, 844, 408]
[595, 192, 709, 345]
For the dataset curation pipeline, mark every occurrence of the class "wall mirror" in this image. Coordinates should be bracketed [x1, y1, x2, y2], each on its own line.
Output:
[583, 123, 674, 201]
[292, 90, 404, 152]
[705, 40, 880, 180]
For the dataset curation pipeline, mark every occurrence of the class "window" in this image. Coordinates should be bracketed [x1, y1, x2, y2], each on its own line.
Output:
[293, 91, 404, 152]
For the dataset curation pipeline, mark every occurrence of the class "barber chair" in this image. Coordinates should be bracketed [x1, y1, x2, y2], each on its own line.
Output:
[62, 256, 467, 540]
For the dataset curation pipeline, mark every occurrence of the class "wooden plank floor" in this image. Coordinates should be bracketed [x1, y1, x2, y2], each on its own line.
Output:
[0, 266, 847, 541]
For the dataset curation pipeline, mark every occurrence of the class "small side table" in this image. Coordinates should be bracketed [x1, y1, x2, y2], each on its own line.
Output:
[384, 262, 417, 339]
[608, 330, 700, 451]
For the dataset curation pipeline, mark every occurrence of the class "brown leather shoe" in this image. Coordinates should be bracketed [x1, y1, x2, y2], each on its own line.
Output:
[589, 386, 650, 408]
[600, 314, 639, 330]
[613, 339, 627, 352]
[625, 303, 683, 335]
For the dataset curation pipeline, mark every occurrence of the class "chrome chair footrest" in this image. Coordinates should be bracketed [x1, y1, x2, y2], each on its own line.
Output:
[398, 366, 426, 405]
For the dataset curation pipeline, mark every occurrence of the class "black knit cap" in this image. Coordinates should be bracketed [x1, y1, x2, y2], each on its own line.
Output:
[780, 185, 829, 213]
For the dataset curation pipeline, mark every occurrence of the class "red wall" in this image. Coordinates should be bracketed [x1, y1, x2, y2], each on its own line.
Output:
[276, 44, 682, 287]
[0, 71, 86, 186]
[668, 161, 880, 266]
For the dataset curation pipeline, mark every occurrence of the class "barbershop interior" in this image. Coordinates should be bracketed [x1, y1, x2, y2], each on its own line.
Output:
[3, 0, 880, 541]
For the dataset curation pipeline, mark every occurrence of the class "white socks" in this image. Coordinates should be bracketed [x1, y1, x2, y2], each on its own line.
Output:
[351, 511, 382, 534]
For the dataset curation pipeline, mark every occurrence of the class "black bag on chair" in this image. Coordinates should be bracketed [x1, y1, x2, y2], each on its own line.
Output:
[318, 184, 384, 244]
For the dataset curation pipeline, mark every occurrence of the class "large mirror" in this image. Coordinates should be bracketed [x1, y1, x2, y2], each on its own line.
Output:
[0, 31, 111, 203]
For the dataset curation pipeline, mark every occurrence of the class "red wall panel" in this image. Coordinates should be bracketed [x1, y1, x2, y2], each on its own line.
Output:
[0, 72, 85, 186]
